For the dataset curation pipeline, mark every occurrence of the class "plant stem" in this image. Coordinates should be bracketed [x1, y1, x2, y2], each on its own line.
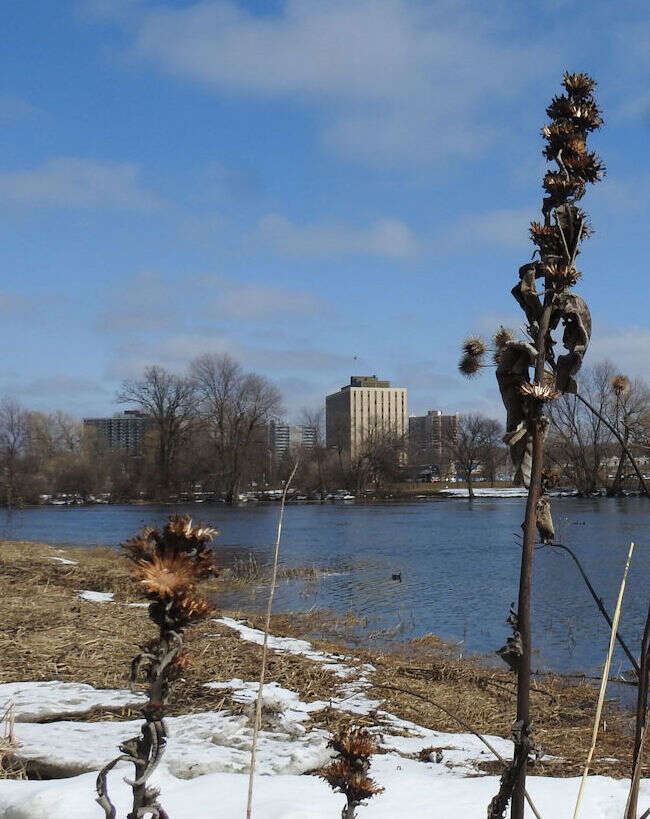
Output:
[511, 413, 545, 819]
[625, 600, 650, 819]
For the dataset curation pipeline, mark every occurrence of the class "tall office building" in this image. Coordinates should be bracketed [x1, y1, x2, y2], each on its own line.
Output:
[408, 410, 459, 464]
[269, 421, 317, 461]
[326, 375, 407, 460]
[83, 410, 150, 454]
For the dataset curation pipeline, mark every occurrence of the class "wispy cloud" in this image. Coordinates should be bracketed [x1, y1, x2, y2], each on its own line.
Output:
[0, 158, 163, 211]
[258, 213, 419, 258]
[90, 0, 553, 166]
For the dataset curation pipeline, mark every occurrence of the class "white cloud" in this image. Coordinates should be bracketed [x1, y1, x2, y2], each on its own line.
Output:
[99, 270, 324, 335]
[0, 158, 162, 211]
[258, 213, 419, 258]
[96, 0, 553, 165]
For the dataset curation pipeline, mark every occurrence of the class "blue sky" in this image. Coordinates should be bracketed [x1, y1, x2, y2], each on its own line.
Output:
[2, 0, 650, 421]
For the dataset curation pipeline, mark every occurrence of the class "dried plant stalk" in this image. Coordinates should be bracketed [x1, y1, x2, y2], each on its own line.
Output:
[245, 460, 299, 819]
[572, 541, 635, 819]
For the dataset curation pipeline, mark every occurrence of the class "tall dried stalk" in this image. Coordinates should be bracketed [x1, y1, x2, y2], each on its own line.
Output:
[572, 541, 634, 819]
[245, 460, 299, 819]
[460, 72, 604, 819]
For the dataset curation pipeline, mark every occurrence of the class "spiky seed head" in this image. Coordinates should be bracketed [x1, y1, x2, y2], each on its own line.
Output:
[542, 261, 581, 289]
[519, 382, 560, 401]
[459, 353, 481, 378]
[319, 761, 383, 804]
[329, 727, 377, 761]
[493, 327, 515, 348]
[462, 336, 486, 357]
[611, 374, 631, 397]
[175, 592, 214, 621]
[132, 553, 198, 599]
[562, 72, 597, 99]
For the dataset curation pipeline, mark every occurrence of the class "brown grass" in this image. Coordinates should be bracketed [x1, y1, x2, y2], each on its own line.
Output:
[0, 540, 646, 782]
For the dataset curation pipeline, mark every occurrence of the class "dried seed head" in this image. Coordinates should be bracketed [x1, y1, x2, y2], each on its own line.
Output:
[132, 553, 198, 599]
[329, 727, 377, 761]
[542, 261, 581, 289]
[175, 593, 214, 622]
[462, 336, 486, 357]
[519, 382, 560, 401]
[492, 327, 515, 348]
[611, 374, 630, 397]
[459, 353, 482, 378]
[562, 72, 597, 99]
[319, 761, 383, 803]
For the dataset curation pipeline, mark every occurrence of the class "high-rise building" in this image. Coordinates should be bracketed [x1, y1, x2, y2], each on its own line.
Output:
[326, 375, 407, 460]
[83, 410, 150, 454]
[269, 421, 317, 461]
[408, 410, 459, 464]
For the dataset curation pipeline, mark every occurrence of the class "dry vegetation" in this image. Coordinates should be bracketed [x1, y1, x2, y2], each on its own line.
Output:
[0, 540, 646, 783]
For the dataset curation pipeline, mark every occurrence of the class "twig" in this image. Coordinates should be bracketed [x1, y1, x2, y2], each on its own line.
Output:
[546, 543, 639, 676]
[370, 683, 542, 819]
[245, 460, 299, 819]
[572, 541, 635, 819]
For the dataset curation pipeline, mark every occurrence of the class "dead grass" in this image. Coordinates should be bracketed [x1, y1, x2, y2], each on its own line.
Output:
[0, 540, 646, 782]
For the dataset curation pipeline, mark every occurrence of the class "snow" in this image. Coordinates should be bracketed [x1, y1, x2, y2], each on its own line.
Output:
[0, 753, 646, 818]
[1, 619, 647, 818]
[0, 682, 145, 722]
[47, 557, 78, 566]
[439, 487, 528, 498]
[75, 590, 114, 603]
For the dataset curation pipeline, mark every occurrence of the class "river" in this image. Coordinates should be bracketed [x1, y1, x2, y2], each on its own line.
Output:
[1, 497, 648, 682]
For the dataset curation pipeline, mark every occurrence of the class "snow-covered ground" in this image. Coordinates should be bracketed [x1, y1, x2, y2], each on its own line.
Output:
[439, 487, 529, 498]
[0, 619, 646, 818]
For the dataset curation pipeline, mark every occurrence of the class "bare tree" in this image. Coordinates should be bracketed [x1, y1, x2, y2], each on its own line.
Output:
[0, 398, 29, 506]
[445, 414, 503, 498]
[190, 354, 282, 504]
[118, 366, 196, 496]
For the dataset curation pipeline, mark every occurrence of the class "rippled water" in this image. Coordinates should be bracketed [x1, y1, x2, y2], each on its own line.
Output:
[2, 497, 648, 678]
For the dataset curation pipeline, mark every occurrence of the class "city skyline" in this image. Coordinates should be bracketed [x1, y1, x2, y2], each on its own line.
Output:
[2, 2, 650, 423]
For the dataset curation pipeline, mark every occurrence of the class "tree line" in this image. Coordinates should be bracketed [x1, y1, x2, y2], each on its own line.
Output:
[0, 357, 647, 507]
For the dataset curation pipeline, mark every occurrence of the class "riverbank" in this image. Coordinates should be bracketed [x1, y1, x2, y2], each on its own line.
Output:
[1, 540, 645, 779]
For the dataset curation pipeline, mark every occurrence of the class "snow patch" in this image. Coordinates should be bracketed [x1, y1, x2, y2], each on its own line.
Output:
[76, 590, 114, 603]
[0, 681, 145, 722]
[47, 557, 78, 566]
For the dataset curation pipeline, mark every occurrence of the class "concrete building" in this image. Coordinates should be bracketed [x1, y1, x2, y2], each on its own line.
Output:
[408, 410, 459, 464]
[326, 375, 407, 460]
[269, 421, 317, 461]
[83, 410, 150, 454]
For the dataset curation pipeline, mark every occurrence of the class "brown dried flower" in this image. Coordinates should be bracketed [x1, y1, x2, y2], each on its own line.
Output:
[133, 553, 198, 599]
[459, 353, 482, 378]
[542, 261, 581, 288]
[611, 374, 631, 397]
[519, 382, 560, 401]
[462, 336, 486, 357]
[562, 72, 597, 99]
[493, 327, 515, 348]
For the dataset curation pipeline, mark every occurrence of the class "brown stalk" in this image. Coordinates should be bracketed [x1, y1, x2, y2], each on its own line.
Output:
[245, 459, 299, 819]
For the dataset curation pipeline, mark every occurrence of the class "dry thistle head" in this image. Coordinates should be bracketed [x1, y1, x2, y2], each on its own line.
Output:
[459, 353, 482, 378]
[562, 71, 596, 99]
[320, 761, 383, 804]
[611, 374, 631, 397]
[518, 382, 560, 401]
[329, 726, 377, 763]
[542, 261, 581, 289]
[462, 336, 486, 357]
[493, 327, 515, 349]
[133, 553, 198, 599]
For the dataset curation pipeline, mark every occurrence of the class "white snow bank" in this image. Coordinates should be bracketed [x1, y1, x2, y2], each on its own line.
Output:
[215, 617, 375, 681]
[438, 487, 528, 498]
[205, 679, 327, 726]
[11, 707, 332, 779]
[47, 557, 78, 566]
[0, 751, 646, 818]
[75, 590, 114, 603]
[0, 681, 145, 722]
